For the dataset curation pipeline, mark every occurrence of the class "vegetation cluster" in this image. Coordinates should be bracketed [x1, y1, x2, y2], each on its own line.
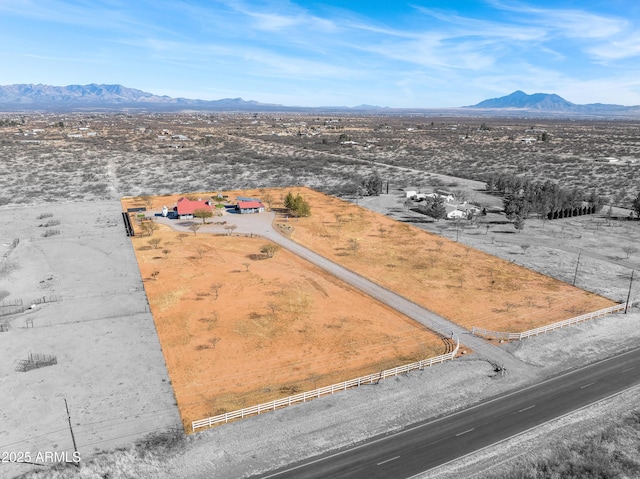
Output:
[1, 113, 638, 213]
[484, 172, 606, 220]
[492, 410, 640, 479]
[283, 191, 311, 217]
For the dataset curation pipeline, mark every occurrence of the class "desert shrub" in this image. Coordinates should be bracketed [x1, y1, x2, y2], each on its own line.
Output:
[42, 229, 60, 237]
[134, 427, 185, 458]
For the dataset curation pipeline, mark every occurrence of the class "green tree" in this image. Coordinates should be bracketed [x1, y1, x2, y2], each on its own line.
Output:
[261, 244, 281, 258]
[422, 196, 446, 221]
[193, 208, 213, 224]
[284, 192, 311, 217]
[360, 172, 383, 196]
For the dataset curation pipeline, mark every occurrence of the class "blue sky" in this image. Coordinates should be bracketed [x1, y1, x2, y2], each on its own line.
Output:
[2, 0, 640, 107]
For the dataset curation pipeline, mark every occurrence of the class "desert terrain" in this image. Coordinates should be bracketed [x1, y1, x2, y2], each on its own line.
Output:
[0, 112, 638, 478]
[120, 185, 615, 433]
[121, 193, 446, 431]
[0, 201, 181, 479]
[1, 112, 639, 209]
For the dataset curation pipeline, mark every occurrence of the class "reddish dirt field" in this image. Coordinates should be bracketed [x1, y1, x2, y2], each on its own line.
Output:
[122, 187, 615, 429]
[122, 195, 445, 430]
[254, 187, 614, 332]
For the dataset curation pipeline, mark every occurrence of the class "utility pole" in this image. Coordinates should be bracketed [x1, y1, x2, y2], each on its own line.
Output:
[572, 252, 581, 286]
[625, 270, 635, 314]
[64, 398, 79, 460]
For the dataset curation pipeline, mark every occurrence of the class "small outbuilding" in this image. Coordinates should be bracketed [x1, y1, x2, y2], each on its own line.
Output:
[236, 200, 265, 214]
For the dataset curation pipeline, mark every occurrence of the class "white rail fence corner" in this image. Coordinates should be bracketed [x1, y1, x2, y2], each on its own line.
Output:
[471, 303, 628, 341]
[192, 337, 460, 432]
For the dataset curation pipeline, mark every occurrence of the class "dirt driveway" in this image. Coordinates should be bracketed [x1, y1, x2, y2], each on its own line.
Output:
[152, 208, 527, 373]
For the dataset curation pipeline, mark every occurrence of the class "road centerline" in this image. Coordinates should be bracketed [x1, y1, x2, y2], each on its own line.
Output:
[580, 382, 595, 389]
[455, 428, 475, 437]
[376, 456, 400, 466]
[517, 405, 536, 413]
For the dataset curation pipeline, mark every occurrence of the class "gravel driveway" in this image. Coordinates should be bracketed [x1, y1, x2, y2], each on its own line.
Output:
[155, 209, 529, 374]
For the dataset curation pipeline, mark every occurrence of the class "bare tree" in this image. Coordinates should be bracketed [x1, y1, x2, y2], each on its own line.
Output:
[622, 246, 638, 259]
[267, 302, 278, 317]
[177, 233, 189, 243]
[261, 191, 274, 211]
[208, 337, 221, 350]
[148, 238, 162, 249]
[520, 244, 531, 254]
[224, 224, 237, 235]
[162, 249, 170, 258]
[435, 240, 444, 251]
[210, 283, 222, 300]
[504, 302, 517, 312]
[139, 195, 153, 208]
[150, 270, 160, 280]
[348, 238, 360, 255]
[188, 223, 201, 235]
[242, 262, 251, 272]
[140, 220, 159, 237]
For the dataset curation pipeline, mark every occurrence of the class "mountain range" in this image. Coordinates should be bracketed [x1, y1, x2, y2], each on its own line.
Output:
[0, 84, 639, 117]
[0, 83, 281, 111]
[466, 90, 639, 115]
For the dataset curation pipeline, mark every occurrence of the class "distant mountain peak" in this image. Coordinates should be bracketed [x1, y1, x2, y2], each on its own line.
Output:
[467, 91, 575, 110]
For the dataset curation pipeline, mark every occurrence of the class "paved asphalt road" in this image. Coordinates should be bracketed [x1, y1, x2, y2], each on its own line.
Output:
[256, 347, 640, 479]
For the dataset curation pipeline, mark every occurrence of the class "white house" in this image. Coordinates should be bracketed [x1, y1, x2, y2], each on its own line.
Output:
[445, 205, 466, 219]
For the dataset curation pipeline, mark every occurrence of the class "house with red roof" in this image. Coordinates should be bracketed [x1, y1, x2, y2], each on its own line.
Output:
[174, 197, 212, 219]
[236, 200, 265, 214]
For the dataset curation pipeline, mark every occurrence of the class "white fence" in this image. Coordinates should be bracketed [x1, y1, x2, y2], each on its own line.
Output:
[192, 337, 459, 432]
[472, 303, 628, 341]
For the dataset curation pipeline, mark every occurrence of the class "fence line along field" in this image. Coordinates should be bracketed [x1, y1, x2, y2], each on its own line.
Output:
[122, 195, 446, 430]
[123, 186, 615, 430]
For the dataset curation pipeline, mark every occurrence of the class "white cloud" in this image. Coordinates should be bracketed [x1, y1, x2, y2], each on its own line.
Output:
[489, 1, 627, 39]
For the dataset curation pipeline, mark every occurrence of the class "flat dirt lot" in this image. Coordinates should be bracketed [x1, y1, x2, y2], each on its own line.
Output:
[121, 194, 446, 430]
[122, 186, 618, 432]
[266, 187, 616, 332]
[356, 190, 640, 307]
[0, 201, 181, 479]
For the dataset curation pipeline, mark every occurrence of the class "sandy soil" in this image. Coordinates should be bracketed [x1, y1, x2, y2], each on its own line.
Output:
[264, 187, 615, 332]
[152, 309, 638, 479]
[4, 190, 639, 479]
[0, 201, 181, 479]
[356, 192, 640, 306]
[121, 210, 444, 430]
